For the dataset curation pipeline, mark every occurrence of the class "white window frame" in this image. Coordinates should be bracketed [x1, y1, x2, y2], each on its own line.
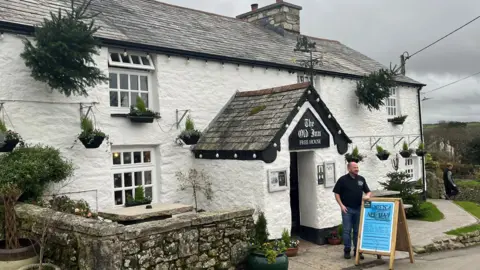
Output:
[297, 73, 315, 87]
[108, 51, 155, 70]
[386, 88, 398, 116]
[108, 68, 153, 114]
[404, 157, 414, 180]
[111, 147, 156, 207]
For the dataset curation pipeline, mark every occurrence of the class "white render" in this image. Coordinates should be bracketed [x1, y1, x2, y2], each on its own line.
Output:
[0, 32, 423, 239]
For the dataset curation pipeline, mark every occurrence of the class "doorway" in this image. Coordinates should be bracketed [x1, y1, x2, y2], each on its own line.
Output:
[290, 152, 300, 236]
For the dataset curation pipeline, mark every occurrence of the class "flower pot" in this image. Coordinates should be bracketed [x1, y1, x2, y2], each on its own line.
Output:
[127, 115, 155, 123]
[17, 263, 61, 270]
[0, 239, 39, 270]
[376, 152, 390, 161]
[285, 247, 298, 257]
[79, 135, 105, 149]
[125, 199, 152, 207]
[416, 149, 427, 157]
[345, 157, 360, 163]
[0, 139, 19, 152]
[399, 151, 412, 158]
[180, 134, 200, 145]
[247, 252, 288, 270]
[328, 238, 342, 245]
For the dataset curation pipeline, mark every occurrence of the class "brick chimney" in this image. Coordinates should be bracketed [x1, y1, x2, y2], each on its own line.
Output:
[236, 1, 302, 34]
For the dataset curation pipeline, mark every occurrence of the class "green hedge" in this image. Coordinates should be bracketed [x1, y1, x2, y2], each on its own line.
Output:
[455, 180, 480, 204]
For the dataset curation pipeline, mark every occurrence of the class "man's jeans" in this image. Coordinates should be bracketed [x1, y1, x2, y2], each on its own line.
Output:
[341, 207, 360, 253]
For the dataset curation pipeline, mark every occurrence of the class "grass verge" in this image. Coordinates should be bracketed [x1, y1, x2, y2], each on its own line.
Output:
[409, 201, 444, 222]
[454, 201, 480, 219]
[446, 224, 480, 236]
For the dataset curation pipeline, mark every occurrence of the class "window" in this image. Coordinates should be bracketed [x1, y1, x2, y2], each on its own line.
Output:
[405, 158, 414, 179]
[386, 88, 397, 116]
[108, 52, 155, 70]
[112, 148, 155, 206]
[297, 73, 315, 87]
[109, 69, 151, 111]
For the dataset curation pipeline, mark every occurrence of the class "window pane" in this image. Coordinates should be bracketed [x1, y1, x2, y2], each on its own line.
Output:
[145, 171, 152, 185]
[143, 151, 151, 163]
[121, 53, 130, 63]
[141, 93, 148, 107]
[124, 173, 132, 187]
[110, 91, 118, 107]
[130, 75, 139, 90]
[133, 152, 142, 163]
[140, 76, 148, 91]
[120, 92, 129, 107]
[115, 191, 123, 205]
[114, 173, 122, 188]
[109, 73, 118, 89]
[135, 171, 143, 186]
[141, 56, 150, 66]
[120, 74, 129, 90]
[123, 152, 132, 164]
[125, 189, 133, 201]
[131, 55, 141, 64]
[131, 93, 138, 107]
[110, 53, 120, 62]
[145, 187, 152, 199]
[112, 152, 121, 165]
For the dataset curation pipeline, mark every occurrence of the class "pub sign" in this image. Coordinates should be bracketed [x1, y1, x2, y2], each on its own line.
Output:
[289, 109, 330, 150]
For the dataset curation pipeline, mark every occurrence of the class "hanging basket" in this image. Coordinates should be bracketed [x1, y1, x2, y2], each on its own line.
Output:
[399, 150, 412, 158]
[180, 134, 200, 145]
[416, 149, 427, 157]
[0, 139, 19, 152]
[376, 152, 390, 161]
[79, 135, 105, 149]
[127, 115, 155, 123]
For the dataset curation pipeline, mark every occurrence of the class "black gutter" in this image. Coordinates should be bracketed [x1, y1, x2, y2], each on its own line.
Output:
[0, 20, 426, 88]
[417, 86, 427, 201]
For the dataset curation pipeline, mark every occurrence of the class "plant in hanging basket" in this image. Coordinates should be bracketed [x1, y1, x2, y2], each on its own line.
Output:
[127, 96, 160, 123]
[125, 186, 152, 207]
[355, 67, 398, 111]
[416, 142, 427, 157]
[0, 119, 23, 152]
[345, 146, 365, 163]
[77, 117, 108, 149]
[399, 141, 414, 158]
[388, 115, 408, 125]
[178, 115, 202, 145]
[376, 145, 390, 161]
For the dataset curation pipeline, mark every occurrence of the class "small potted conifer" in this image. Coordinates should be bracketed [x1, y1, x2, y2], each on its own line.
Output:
[78, 117, 107, 149]
[399, 141, 414, 158]
[376, 145, 390, 161]
[127, 96, 160, 123]
[178, 116, 202, 145]
[125, 186, 152, 207]
[415, 142, 427, 157]
[345, 146, 365, 163]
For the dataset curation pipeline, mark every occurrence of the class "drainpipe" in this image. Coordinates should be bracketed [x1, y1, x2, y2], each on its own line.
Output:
[417, 86, 427, 201]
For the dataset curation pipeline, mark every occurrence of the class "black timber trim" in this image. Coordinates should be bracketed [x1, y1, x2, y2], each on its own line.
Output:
[192, 84, 352, 163]
[0, 21, 426, 88]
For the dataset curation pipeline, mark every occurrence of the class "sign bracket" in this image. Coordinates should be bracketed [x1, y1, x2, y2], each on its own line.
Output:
[393, 136, 404, 147]
[409, 135, 419, 145]
[369, 137, 382, 150]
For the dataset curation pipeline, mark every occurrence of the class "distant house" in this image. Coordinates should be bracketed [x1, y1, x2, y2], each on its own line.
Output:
[0, 0, 426, 243]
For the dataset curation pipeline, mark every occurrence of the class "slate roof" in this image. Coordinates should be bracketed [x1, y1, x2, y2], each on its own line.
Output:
[0, 0, 424, 86]
[193, 82, 351, 153]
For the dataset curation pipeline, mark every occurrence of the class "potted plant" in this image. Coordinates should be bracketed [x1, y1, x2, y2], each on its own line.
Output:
[247, 211, 288, 270]
[0, 120, 23, 153]
[399, 141, 414, 158]
[345, 146, 364, 163]
[376, 145, 390, 161]
[0, 144, 74, 269]
[388, 115, 408, 125]
[127, 96, 161, 123]
[176, 169, 213, 213]
[416, 142, 427, 157]
[77, 117, 107, 149]
[327, 229, 342, 245]
[125, 186, 152, 207]
[178, 116, 202, 145]
[281, 229, 299, 257]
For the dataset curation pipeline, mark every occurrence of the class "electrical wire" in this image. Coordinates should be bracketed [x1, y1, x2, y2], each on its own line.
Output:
[422, 71, 480, 94]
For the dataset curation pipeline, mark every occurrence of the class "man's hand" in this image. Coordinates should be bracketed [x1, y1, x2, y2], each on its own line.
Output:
[341, 205, 348, 214]
[363, 194, 371, 200]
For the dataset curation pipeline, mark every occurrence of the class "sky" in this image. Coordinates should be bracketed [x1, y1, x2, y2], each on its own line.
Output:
[158, 0, 480, 124]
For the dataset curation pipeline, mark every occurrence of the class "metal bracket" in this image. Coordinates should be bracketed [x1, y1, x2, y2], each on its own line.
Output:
[176, 109, 190, 130]
[394, 136, 405, 147]
[0, 103, 4, 122]
[409, 136, 419, 145]
[80, 103, 93, 119]
[370, 137, 382, 150]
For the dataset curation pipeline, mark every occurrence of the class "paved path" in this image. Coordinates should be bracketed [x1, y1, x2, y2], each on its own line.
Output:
[288, 199, 478, 270]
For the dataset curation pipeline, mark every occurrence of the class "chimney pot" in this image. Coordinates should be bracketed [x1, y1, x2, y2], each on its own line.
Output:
[251, 3, 258, 11]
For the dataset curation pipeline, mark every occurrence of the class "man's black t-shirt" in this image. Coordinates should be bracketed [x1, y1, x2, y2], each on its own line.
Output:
[333, 173, 370, 209]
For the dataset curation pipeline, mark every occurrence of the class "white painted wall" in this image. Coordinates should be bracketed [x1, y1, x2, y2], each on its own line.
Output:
[297, 151, 316, 228]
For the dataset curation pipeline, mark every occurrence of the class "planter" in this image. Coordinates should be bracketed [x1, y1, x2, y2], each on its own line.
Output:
[376, 152, 390, 161]
[127, 115, 155, 123]
[0, 139, 19, 152]
[399, 150, 412, 158]
[246, 252, 288, 270]
[125, 199, 152, 207]
[285, 247, 298, 257]
[345, 157, 361, 163]
[0, 239, 39, 270]
[79, 135, 105, 149]
[388, 115, 408, 125]
[416, 149, 427, 157]
[17, 263, 61, 270]
[328, 238, 342, 245]
[180, 135, 200, 145]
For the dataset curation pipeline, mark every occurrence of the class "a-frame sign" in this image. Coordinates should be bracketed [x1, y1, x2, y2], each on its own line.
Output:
[355, 197, 415, 269]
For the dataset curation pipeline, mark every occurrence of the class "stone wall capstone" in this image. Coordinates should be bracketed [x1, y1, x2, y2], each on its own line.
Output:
[413, 230, 480, 254]
[16, 204, 255, 270]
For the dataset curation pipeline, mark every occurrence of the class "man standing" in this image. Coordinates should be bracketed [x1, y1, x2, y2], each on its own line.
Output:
[333, 162, 372, 259]
[444, 163, 458, 200]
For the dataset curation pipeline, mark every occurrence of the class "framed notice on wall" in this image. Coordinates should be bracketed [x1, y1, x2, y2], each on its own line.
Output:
[324, 162, 336, 188]
[317, 164, 325, 185]
[268, 169, 288, 193]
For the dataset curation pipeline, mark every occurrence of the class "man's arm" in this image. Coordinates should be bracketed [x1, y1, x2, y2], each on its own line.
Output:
[363, 178, 372, 198]
[333, 179, 347, 213]
[447, 171, 456, 186]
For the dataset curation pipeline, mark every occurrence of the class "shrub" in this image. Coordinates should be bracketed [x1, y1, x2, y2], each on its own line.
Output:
[439, 162, 477, 179]
[455, 180, 480, 204]
[49, 195, 96, 218]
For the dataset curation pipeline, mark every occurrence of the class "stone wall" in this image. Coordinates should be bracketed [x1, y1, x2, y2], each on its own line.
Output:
[16, 204, 254, 270]
[414, 230, 480, 254]
[455, 181, 480, 203]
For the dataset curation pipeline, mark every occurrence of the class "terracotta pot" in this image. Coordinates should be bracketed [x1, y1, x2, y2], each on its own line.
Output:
[285, 247, 298, 257]
[328, 238, 342, 245]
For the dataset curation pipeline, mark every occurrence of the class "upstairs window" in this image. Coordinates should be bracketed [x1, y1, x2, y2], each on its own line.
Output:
[109, 69, 151, 111]
[386, 88, 398, 116]
[297, 73, 315, 87]
[108, 52, 155, 70]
